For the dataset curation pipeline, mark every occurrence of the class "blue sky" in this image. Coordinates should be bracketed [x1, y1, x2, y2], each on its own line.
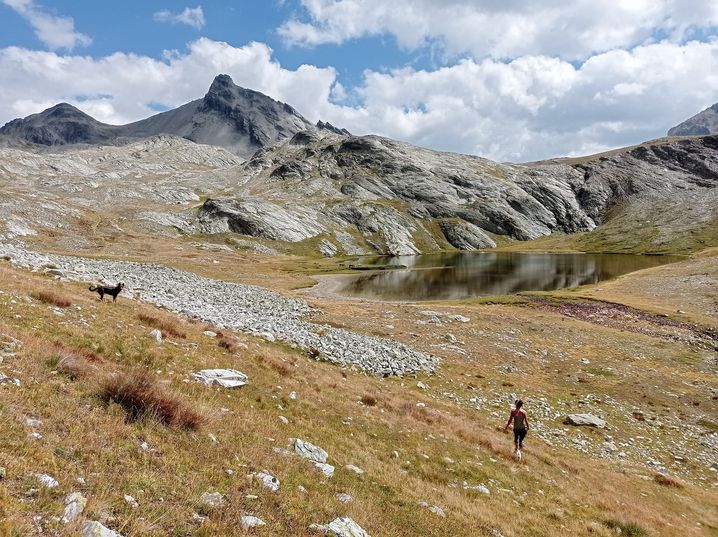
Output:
[0, 1, 425, 102]
[1, 1, 718, 161]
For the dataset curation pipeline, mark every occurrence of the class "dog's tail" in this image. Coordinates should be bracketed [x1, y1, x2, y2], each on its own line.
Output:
[88, 285, 98, 291]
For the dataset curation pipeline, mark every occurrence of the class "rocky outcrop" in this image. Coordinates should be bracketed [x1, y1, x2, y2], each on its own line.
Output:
[668, 103, 718, 136]
[439, 220, 496, 250]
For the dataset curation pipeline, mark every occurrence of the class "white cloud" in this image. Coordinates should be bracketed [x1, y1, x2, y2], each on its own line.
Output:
[153, 6, 206, 29]
[2, 0, 91, 51]
[1, 38, 717, 162]
[278, 0, 718, 61]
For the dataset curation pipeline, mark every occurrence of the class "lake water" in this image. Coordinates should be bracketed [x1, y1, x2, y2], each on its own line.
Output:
[332, 252, 681, 301]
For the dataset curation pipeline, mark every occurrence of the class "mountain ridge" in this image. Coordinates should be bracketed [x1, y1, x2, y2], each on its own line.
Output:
[0, 74, 341, 158]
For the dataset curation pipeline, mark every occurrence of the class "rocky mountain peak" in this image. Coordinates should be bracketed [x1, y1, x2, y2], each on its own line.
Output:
[0, 101, 114, 145]
[668, 101, 718, 136]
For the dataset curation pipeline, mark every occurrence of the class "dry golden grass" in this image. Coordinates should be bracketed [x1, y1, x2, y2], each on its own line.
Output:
[137, 311, 187, 339]
[30, 288, 72, 308]
[1, 258, 717, 536]
[654, 473, 684, 488]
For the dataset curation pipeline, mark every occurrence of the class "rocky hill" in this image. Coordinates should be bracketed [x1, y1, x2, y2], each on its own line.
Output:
[0, 128, 716, 256]
[196, 132, 718, 255]
[0, 75, 328, 159]
[668, 103, 718, 136]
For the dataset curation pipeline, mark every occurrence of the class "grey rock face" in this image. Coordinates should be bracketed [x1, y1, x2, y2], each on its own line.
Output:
[198, 198, 325, 241]
[0, 75, 324, 159]
[196, 133, 597, 255]
[439, 219, 496, 250]
[197, 132, 718, 255]
[668, 103, 718, 136]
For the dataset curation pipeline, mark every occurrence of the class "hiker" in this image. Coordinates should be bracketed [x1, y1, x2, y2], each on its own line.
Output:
[504, 399, 529, 456]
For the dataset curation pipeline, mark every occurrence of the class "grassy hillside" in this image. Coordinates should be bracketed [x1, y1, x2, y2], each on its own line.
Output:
[1, 249, 717, 536]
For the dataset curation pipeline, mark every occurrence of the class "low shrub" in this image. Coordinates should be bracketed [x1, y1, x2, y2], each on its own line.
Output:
[653, 473, 683, 488]
[99, 370, 203, 430]
[31, 289, 72, 308]
[603, 519, 651, 537]
[361, 394, 379, 407]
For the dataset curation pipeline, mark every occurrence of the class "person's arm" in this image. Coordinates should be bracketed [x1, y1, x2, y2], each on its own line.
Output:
[504, 411, 514, 431]
[524, 412, 530, 431]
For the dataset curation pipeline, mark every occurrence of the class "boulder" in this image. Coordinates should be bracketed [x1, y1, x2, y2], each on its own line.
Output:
[326, 517, 371, 537]
[61, 492, 87, 522]
[294, 438, 328, 463]
[82, 521, 124, 537]
[192, 369, 248, 388]
[240, 516, 266, 529]
[344, 464, 364, 475]
[314, 462, 335, 478]
[36, 473, 58, 488]
[148, 329, 162, 343]
[199, 491, 225, 509]
[249, 471, 280, 492]
[563, 414, 606, 428]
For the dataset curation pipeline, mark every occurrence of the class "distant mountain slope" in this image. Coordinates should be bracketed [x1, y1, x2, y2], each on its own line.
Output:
[0, 75, 332, 158]
[668, 103, 718, 136]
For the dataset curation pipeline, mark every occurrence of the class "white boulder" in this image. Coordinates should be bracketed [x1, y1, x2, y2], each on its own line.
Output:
[62, 492, 87, 522]
[294, 438, 328, 463]
[240, 516, 266, 529]
[326, 517, 371, 537]
[82, 521, 124, 537]
[192, 369, 248, 388]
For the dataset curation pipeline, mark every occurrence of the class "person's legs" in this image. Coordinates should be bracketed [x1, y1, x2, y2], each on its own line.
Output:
[518, 430, 527, 449]
[513, 431, 520, 452]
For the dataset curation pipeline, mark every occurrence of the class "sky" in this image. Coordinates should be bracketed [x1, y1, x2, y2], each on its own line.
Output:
[1, 1, 717, 162]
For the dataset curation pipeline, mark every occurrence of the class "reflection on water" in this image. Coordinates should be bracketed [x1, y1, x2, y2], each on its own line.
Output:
[339, 252, 680, 300]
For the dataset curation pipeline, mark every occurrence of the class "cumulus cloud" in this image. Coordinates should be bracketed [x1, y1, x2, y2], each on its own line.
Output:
[1, 38, 717, 161]
[278, 0, 718, 61]
[153, 6, 206, 29]
[2, 0, 91, 50]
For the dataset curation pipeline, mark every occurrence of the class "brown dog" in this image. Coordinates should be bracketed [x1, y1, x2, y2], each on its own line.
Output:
[89, 282, 125, 302]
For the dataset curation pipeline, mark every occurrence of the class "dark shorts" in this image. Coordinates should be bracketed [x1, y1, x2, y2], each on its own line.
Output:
[514, 429, 527, 446]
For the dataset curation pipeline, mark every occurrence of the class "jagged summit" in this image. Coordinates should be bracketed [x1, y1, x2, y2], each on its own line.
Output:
[668, 102, 718, 136]
[0, 74, 348, 158]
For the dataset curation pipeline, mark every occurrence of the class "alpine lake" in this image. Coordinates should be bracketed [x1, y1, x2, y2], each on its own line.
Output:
[328, 252, 682, 301]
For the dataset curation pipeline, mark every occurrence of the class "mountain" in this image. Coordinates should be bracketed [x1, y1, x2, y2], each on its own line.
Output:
[0, 74, 326, 158]
[668, 103, 718, 136]
[117, 74, 317, 157]
[0, 103, 118, 146]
